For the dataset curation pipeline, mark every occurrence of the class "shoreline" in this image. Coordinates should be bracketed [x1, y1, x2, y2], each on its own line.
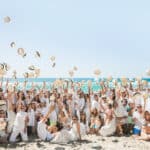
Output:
[1, 135, 150, 150]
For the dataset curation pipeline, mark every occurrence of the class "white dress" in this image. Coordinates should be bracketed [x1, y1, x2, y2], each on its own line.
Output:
[52, 123, 80, 143]
[7, 110, 16, 133]
[99, 118, 116, 137]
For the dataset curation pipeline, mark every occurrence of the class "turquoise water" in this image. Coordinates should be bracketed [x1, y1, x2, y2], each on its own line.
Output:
[1, 78, 150, 93]
[2, 77, 150, 83]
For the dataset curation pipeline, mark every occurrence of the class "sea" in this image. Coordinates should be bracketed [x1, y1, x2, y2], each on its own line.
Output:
[1, 78, 150, 93]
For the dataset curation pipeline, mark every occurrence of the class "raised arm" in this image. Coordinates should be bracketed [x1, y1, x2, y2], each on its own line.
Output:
[45, 104, 55, 119]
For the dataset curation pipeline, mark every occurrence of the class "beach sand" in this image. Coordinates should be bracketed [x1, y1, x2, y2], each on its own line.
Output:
[1, 135, 150, 150]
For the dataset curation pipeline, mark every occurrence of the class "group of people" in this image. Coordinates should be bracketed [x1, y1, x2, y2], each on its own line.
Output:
[0, 78, 150, 143]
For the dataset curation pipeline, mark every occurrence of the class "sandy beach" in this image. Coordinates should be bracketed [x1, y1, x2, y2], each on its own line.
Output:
[1, 135, 150, 150]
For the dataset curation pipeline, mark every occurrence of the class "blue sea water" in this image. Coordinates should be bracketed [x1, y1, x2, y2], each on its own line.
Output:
[2, 77, 150, 83]
[1, 78, 150, 93]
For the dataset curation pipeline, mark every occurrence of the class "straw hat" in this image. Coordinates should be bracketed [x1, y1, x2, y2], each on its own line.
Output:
[50, 95, 55, 101]
[0, 70, 6, 77]
[68, 70, 74, 77]
[50, 56, 55, 62]
[52, 62, 56, 68]
[121, 77, 128, 86]
[94, 69, 101, 76]
[28, 72, 35, 78]
[35, 51, 41, 58]
[12, 70, 17, 79]
[73, 66, 78, 71]
[34, 69, 40, 77]
[0, 100, 6, 106]
[136, 76, 142, 82]
[87, 80, 92, 87]
[0, 63, 4, 70]
[28, 65, 35, 71]
[17, 48, 26, 57]
[107, 76, 113, 81]
[4, 63, 10, 71]
[146, 69, 150, 76]
[4, 16, 11, 23]
[0, 100, 7, 111]
[10, 42, 16, 48]
[23, 72, 29, 78]
[8, 84, 14, 92]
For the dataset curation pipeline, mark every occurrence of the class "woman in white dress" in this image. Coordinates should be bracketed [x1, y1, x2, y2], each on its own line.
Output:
[84, 94, 91, 126]
[52, 115, 81, 143]
[6, 92, 16, 134]
[99, 104, 116, 136]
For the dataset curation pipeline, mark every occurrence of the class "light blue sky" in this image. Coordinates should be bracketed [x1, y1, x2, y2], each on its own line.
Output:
[0, 0, 150, 78]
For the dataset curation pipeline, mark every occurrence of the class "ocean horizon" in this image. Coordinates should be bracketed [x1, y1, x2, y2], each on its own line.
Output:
[0, 77, 150, 82]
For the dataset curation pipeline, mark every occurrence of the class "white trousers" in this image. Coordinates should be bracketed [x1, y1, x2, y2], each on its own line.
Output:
[9, 128, 28, 142]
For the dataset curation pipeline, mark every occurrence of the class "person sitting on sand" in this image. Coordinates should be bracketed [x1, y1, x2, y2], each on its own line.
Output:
[99, 103, 116, 136]
[89, 108, 102, 134]
[137, 111, 150, 141]
[37, 104, 57, 141]
[51, 115, 82, 143]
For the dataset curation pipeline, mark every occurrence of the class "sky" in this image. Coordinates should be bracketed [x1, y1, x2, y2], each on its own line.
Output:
[0, 0, 150, 78]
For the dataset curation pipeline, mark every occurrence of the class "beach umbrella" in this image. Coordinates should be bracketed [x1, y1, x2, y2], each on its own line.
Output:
[146, 69, 150, 76]
[4, 16, 11, 23]
[28, 65, 35, 71]
[35, 51, 41, 58]
[10, 42, 16, 48]
[50, 56, 55, 62]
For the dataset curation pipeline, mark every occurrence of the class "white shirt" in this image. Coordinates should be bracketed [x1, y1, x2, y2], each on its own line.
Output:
[78, 98, 85, 111]
[91, 99, 99, 111]
[114, 101, 128, 118]
[13, 111, 28, 130]
[28, 109, 35, 126]
[37, 121, 47, 140]
[133, 111, 144, 128]
[145, 98, 150, 112]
